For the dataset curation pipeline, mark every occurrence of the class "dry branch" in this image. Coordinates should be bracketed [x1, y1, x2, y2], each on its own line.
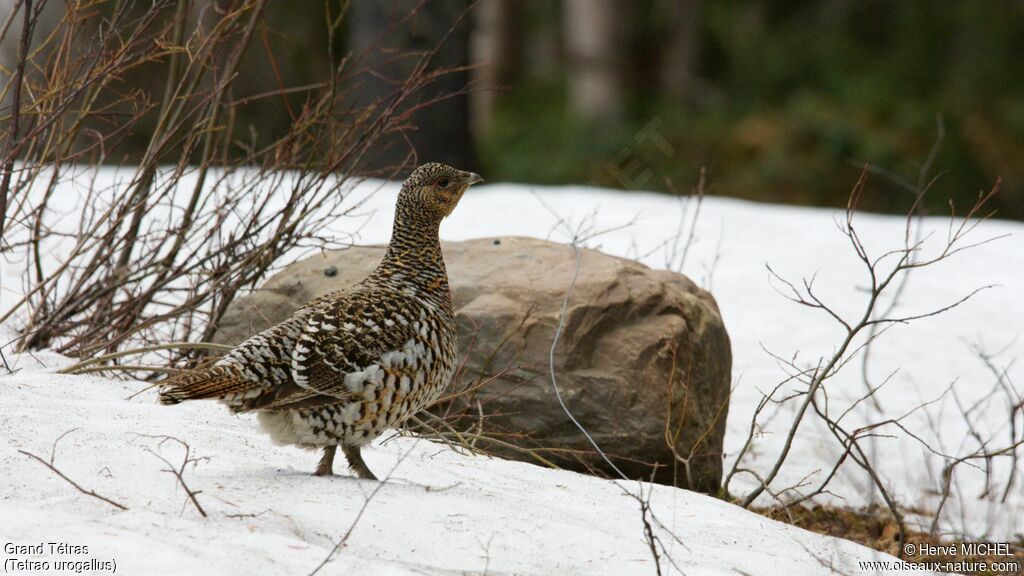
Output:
[722, 161, 1007, 557]
[137, 435, 209, 518]
[18, 429, 128, 511]
[737, 170, 1000, 510]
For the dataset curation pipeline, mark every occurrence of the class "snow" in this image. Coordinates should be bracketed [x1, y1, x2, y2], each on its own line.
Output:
[1, 356, 909, 575]
[332, 179, 1024, 541]
[2, 169, 1022, 574]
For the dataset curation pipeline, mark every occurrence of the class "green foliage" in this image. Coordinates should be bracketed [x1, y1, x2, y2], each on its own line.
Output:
[482, 0, 1024, 219]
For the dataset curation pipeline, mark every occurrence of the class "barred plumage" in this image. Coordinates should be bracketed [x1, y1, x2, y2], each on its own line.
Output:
[159, 163, 482, 479]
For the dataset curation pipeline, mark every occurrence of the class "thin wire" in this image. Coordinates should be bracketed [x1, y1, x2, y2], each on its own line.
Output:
[540, 202, 690, 572]
[548, 242, 629, 481]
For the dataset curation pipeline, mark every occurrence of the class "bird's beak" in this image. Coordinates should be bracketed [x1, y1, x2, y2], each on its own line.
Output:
[464, 172, 484, 186]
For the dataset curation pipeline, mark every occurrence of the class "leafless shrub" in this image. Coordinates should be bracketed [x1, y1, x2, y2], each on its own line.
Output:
[626, 166, 723, 290]
[924, 340, 1023, 540]
[723, 165, 1005, 556]
[857, 116, 946, 415]
[0, 0, 468, 371]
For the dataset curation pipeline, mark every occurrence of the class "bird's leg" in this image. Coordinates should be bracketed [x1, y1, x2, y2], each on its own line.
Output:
[313, 445, 336, 477]
[342, 444, 379, 481]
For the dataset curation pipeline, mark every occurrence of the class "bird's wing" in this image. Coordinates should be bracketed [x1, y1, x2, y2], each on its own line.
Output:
[293, 287, 420, 396]
[160, 315, 304, 406]
[239, 287, 421, 411]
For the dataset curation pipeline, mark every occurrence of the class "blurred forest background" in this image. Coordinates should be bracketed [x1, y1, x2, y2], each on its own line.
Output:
[3, 0, 1022, 219]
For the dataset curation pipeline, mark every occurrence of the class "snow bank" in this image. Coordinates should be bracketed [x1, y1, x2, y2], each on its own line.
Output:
[2, 170, 1021, 571]
[1, 357, 910, 575]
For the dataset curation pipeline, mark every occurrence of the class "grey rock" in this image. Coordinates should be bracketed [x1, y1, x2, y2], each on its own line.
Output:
[215, 236, 731, 492]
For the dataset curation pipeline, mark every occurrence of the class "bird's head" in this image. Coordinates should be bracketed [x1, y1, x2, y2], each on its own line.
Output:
[398, 162, 483, 221]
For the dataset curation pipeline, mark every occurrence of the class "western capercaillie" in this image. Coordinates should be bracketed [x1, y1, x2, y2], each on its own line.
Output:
[159, 163, 482, 480]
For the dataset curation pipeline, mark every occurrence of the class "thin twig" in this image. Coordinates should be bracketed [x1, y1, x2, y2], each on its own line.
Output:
[308, 440, 420, 575]
[19, 429, 128, 511]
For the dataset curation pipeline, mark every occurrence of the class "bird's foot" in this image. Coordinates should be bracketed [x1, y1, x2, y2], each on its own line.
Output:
[313, 445, 336, 477]
[342, 444, 379, 481]
[352, 467, 379, 481]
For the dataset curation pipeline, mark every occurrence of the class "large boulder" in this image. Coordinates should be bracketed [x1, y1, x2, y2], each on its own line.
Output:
[214, 236, 731, 492]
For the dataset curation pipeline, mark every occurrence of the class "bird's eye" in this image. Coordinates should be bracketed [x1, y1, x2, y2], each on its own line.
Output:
[437, 178, 450, 189]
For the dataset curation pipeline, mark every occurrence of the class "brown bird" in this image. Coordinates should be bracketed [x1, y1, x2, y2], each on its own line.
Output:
[158, 163, 481, 479]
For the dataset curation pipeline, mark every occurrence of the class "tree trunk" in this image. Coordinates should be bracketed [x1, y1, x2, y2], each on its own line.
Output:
[348, 0, 476, 174]
[660, 0, 701, 100]
[564, 0, 624, 122]
[471, 0, 521, 138]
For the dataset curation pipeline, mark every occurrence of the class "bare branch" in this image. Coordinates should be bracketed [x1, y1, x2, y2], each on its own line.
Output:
[19, 430, 128, 511]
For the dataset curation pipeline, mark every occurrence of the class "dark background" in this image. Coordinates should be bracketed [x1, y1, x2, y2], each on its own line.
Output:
[6, 0, 1022, 219]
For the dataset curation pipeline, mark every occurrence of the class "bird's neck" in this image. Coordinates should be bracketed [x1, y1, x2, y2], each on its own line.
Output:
[373, 208, 450, 307]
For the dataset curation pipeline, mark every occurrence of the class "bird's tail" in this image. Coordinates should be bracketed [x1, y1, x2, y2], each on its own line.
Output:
[158, 364, 256, 405]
